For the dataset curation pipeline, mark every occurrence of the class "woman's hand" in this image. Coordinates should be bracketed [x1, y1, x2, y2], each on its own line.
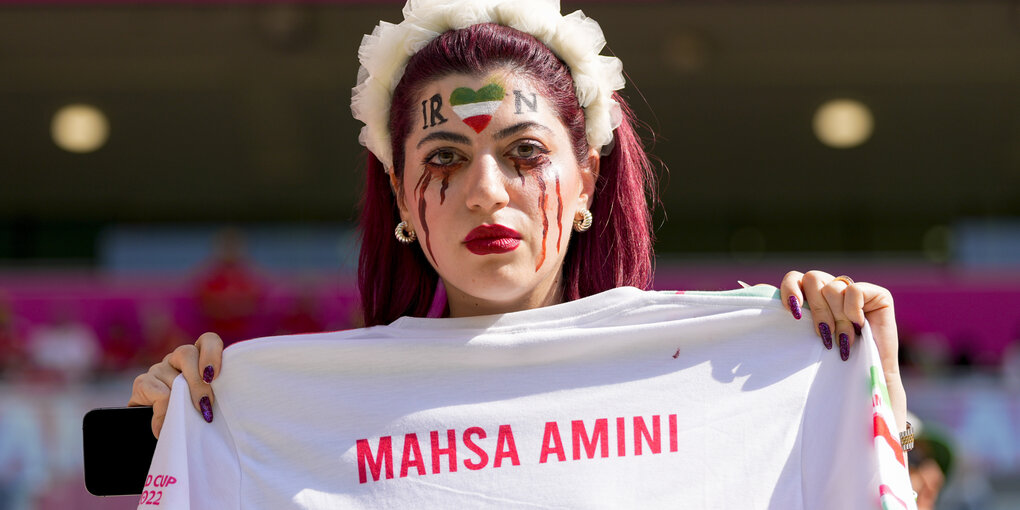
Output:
[127, 332, 224, 438]
[778, 270, 907, 431]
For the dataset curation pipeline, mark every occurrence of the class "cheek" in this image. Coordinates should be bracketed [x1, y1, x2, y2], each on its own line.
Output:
[409, 170, 439, 266]
[542, 162, 587, 259]
[554, 173, 566, 250]
[429, 165, 459, 206]
[515, 160, 572, 273]
[533, 171, 550, 271]
[407, 167, 463, 268]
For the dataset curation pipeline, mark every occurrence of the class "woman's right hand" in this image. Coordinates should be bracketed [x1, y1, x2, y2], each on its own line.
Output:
[127, 332, 224, 438]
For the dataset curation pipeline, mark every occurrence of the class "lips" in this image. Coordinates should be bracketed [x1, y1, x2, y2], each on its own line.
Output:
[464, 224, 522, 255]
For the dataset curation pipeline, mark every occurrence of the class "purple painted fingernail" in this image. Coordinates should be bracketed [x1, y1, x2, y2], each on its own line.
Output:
[788, 296, 802, 320]
[819, 322, 832, 350]
[200, 396, 213, 423]
[839, 333, 850, 361]
[203, 365, 214, 384]
[853, 322, 862, 336]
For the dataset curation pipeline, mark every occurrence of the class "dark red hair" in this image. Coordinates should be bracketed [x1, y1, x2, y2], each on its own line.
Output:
[358, 23, 655, 326]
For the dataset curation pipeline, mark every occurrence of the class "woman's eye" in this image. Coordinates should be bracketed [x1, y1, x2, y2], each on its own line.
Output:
[427, 150, 459, 166]
[509, 143, 546, 159]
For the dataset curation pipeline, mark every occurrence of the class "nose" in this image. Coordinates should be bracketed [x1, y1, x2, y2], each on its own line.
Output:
[464, 153, 510, 214]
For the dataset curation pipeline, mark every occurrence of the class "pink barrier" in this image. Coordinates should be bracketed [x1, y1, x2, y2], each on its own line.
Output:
[0, 270, 360, 362]
[1, 263, 1018, 363]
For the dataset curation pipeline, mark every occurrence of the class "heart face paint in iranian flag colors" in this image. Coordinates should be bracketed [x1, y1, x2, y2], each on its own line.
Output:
[450, 84, 506, 133]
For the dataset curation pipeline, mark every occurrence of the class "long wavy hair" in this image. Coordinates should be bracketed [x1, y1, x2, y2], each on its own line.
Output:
[358, 23, 656, 326]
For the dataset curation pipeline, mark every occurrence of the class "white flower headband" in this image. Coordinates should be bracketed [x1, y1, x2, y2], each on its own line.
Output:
[351, 0, 625, 169]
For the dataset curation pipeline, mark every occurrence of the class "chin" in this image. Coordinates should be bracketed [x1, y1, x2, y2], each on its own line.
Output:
[449, 272, 541, 304]
[460, 279, 533, 302]
[441, 250, 560, 302]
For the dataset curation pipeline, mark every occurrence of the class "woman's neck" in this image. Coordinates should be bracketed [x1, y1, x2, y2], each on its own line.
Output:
[444, 274, 564, 318]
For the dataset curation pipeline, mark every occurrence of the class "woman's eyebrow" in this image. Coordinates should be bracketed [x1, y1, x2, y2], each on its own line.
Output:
[416, 131, 472, 149]
[495, 121, 552, 140]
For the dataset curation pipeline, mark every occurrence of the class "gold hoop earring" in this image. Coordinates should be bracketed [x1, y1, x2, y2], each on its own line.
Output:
[573, 208, 593, 233]
[394, 221, 417, 244]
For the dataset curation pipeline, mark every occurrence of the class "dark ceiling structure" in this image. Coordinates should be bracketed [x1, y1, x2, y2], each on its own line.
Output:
[1, 1, 1017, 260]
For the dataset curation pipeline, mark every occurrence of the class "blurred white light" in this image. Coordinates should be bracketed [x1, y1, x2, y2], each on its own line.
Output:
[812, 99, 873, 148]
[51, 104, 109, 153]
[663, 31, 710, 74]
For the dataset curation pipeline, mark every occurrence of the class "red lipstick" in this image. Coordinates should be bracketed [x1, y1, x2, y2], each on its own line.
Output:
[464, 224, 522, 255]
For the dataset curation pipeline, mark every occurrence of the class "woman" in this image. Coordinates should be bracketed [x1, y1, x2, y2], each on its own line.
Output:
[129, 0, 906, 469]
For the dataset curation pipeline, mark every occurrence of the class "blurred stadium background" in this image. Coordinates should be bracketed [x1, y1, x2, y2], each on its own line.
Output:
[0, 1, 1017, 508]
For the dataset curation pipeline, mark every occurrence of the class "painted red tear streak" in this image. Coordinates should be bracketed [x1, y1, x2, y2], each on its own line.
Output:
[513, 163, 525, 186]
[554, 176, 563, 252]
[415, 171, 437, 266]
[439, 174, 450, 205]
[534, 172, 548, 272]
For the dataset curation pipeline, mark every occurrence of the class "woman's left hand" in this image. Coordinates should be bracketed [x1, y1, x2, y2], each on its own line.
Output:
[778, 270, 907, 431]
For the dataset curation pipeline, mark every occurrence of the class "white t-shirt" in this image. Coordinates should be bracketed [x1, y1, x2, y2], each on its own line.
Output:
[140, 287, 915, 509]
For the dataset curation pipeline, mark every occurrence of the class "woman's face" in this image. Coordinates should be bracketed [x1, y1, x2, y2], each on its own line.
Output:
[395, 71, 597, 316]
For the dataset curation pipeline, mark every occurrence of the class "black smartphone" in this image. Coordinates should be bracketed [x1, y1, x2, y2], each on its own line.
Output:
[83, 406, 158, 496]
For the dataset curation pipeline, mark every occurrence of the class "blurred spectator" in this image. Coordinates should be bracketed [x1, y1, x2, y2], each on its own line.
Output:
[936, 457, 996, 510]
[899, 331, 953, 377]
[100, 313, 140, 373]
[194, 228, 264, 346]
[276, 290, 323, 335]
[26, 304, 100, 382]
[908, 413, 956, 510]
[0, 401, 47, 510]
[139, 304, 189, 364]
[1003, 335, 1020, 392]
[0, 294, 26, 378]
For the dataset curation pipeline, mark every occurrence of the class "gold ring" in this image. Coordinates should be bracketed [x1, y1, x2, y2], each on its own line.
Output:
[833, 275, 855, 286]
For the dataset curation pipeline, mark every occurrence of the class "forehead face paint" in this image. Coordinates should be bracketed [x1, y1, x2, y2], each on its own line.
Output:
[420, 93, 449, 130]
[513, 90, 538, 114]
[449, 83, 506, 133]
